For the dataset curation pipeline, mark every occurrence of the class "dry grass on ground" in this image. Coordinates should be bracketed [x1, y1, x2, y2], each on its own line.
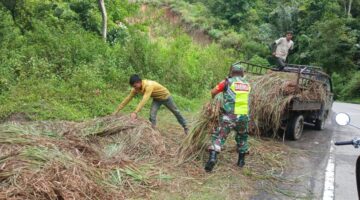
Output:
[0, 112, 295, 200]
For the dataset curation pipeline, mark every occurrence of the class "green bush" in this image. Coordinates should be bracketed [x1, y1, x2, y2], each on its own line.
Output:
[219, 31, 245, 50]
[332, 71, 360, 102]
[248, 55, 270, 66]
[0, 1, 237, 120]
[341, 71, 360, 100]
[208, 28, 224, 39]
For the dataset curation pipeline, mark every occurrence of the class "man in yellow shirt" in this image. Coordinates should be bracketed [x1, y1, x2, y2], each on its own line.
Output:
[114, 74, 188, 134]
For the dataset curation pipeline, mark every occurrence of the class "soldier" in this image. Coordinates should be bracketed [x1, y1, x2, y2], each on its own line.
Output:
[205, 63, 251, 172]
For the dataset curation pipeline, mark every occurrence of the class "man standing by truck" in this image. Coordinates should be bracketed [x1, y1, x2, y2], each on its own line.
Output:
[113, 74, 188, 134]
[272, 31, 294, 71]
[205, 64, 251, 172]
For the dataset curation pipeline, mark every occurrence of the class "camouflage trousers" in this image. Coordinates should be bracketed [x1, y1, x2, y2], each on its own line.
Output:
[209, 114, 249, 153]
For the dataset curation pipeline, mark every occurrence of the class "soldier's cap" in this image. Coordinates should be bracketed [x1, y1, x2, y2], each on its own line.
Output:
[231, 64, 244, 73]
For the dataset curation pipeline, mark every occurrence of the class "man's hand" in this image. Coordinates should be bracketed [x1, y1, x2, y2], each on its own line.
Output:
[130, 112, 137, 120]
[205, 102, 212, 113]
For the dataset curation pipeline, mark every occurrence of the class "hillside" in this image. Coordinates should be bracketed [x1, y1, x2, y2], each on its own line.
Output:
[151, 0, 360, 102]
[0, 0, 233, 121]
[0, 0, 358, 199]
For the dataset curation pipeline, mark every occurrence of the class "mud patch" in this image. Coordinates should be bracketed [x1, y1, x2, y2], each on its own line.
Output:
[1, 112, 31, 123]
[164, 7, 212, 46]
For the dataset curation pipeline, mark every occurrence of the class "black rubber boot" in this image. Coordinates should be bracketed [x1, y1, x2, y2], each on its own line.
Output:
[237, 152, 245, 167]
[184, 127, 189, 135]
[205, 150, 218, 172]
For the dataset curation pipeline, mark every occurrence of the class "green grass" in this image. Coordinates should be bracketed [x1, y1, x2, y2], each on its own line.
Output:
[349, 98, 360, 104]
[0, 77, 207, 121]
[0, 0, 235, 122]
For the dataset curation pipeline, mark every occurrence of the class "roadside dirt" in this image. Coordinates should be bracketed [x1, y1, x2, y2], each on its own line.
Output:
[1, 112, 31, 123]
[125, 4, 212, 46]
[163, 7, 212, 46]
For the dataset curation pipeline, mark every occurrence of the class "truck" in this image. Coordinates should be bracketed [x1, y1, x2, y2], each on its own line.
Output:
[239, 61, 334, 140]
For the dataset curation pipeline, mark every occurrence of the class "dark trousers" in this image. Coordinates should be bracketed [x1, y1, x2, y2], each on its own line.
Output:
[149, 96, 187, 129]
[276, 57, 286, 70]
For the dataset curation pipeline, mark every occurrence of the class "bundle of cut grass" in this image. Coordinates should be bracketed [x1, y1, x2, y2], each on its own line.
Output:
[249, 71, 327, 137]
[0, 147, 121, 200]
[0, 115, 166, 199]
[177, 94, 223, 164]
[71, 115, 166, 158]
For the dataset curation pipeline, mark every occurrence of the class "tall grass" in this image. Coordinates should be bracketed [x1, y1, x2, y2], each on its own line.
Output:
[0, 1, 235, 121]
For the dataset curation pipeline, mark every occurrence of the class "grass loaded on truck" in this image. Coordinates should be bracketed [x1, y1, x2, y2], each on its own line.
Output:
[241, 62, 333, 140]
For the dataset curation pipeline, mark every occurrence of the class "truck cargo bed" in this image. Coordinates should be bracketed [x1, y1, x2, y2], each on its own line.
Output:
[290, 99, 322, 111]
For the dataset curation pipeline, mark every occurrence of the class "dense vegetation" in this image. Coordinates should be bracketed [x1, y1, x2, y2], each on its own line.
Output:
[0, 0, 233, 120]
[0, 0, 359, 121]
[152, 0, 360, 101]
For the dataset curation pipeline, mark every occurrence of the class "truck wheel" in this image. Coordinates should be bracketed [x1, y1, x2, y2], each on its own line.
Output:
[315, 110, 328, 130]
[286, 115, 304, 140]
[314, 119, 325, 130]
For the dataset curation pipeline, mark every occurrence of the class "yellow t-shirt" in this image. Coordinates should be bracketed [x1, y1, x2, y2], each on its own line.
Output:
[116, 80, 170, 113]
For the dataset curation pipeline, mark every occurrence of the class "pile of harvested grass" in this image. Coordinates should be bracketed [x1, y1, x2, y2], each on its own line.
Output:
[177, 94, 223, 164]
[0, 115, 165, 199]
[177, 71, 326, 163]
[249, 71, 327, 136]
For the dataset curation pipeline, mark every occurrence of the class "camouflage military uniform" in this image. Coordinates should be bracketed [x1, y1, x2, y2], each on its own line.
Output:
[205, 64, 250, 172]
[209, 76, 250, 154]
[210, 113, 249, 153]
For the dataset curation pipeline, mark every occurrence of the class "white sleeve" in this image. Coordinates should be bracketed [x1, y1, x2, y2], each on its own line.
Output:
[290, 41, 294, 50]
[275, 38, 283, 45]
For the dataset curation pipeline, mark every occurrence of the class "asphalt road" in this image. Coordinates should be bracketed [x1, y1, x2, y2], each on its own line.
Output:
[332, 102, 360, 200]
[251, 102, 360, 200]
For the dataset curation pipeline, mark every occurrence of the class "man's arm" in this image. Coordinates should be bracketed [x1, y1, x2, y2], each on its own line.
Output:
[211, 87, 220, 98]
[271, 42, 277, 56]
[211, 80, 226, 98]
[272, 38, 282, 56]
[275, 38, 283, 45]
[134, 85, 154, 113]
[114, 89, 136, 114]
[271, 42, 277, 54]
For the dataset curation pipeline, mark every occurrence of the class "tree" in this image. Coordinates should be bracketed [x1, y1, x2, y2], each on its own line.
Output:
[348, 0, 353, 17]
[98, 0, 107, 41]
[269, 4, 298, 37]
[339, 0, 355, 17]
[194, 0, 254, 26]
[308, 18, 356, 73]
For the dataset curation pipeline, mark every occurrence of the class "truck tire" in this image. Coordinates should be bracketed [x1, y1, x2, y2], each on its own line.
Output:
[314, 110, 328, 130]
[314, 119, 325, 130]
[286, 115, 304, 140]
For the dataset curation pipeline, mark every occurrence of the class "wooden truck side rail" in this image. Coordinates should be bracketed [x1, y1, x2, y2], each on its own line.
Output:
[287, 64, 329, 94]
[237, 61, 328, 93]
[235, 61, 272, 75]
[290, 99, 322, 111]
